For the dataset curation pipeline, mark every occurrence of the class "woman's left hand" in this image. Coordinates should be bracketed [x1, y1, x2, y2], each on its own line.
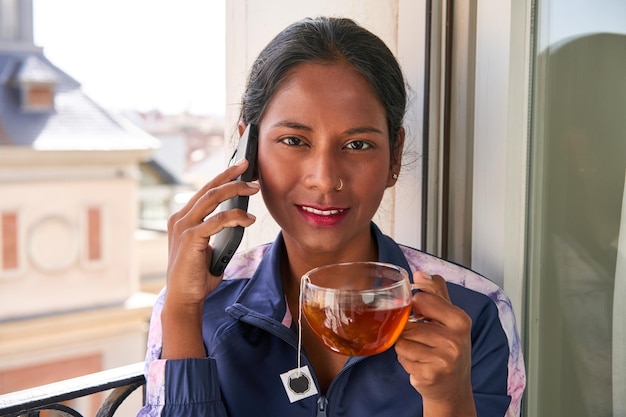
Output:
[395, 272, 477, 417]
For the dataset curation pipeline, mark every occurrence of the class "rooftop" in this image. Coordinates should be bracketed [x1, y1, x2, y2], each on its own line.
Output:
[0, 49, 158, 151]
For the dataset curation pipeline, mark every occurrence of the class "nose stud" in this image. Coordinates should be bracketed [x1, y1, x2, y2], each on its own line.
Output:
[336, 178, 344, 191]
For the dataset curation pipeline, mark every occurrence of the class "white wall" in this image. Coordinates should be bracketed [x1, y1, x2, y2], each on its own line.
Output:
[0, 301, 152, 417]
[0, 146, 154, 416]
[0, 150, 144, 319]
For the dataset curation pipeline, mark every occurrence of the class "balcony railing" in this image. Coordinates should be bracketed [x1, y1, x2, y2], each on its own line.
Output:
[0, 362, 145, 417]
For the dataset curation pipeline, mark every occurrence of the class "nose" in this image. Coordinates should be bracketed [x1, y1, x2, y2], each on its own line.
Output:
[303, 147, 342, 193]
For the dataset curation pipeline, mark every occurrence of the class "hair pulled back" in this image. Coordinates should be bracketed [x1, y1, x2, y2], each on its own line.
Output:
[240, 17, 407, 150]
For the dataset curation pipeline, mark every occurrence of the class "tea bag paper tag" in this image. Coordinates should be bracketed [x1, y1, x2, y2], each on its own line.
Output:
[280, 366, 318, 403]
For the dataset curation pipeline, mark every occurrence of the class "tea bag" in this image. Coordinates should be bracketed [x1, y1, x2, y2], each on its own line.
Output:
[279, 277, 319, 403]
[280, 365, 318, 403]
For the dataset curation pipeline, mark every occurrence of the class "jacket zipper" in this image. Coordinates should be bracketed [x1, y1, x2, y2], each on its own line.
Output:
[316, 396, 328, 417]
[234, 306, 368, 416]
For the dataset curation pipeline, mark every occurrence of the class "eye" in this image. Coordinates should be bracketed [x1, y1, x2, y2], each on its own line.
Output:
[345, 140, 372, 151]
[280, 136, 306, 147]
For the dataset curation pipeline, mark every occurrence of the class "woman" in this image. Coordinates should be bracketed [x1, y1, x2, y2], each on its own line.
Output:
[138, 17, 525, 417]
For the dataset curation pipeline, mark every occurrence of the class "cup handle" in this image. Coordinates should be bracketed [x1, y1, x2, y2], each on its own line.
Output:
[408, 283, 429, 323]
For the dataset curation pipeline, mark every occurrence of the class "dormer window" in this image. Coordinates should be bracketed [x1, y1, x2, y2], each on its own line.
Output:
[15, 56, 58, 113]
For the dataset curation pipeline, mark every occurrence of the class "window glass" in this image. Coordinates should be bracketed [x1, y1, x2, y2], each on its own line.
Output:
[528, 1, 626, 415]
[1, 212, 19, 271]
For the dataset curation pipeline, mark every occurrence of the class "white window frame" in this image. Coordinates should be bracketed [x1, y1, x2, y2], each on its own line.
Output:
[471, 0, 534, 414]
[471, 0, 533, 331]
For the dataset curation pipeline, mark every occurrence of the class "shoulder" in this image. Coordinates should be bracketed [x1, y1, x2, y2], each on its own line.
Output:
[222, 244, 271, 281]
[151, 243, 273, 332]
[203, 243, 272, 308]
[199, 243, 274, 344]
[398, 244, 520, 346]
[399, 245, 503, 303]
[398, 244, 526, 413]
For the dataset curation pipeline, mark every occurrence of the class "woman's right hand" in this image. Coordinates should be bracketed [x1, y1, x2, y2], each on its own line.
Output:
[161, 158, 260, 359]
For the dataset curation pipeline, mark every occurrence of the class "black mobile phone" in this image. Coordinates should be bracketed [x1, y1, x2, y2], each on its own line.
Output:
[209, 124, 258, 276]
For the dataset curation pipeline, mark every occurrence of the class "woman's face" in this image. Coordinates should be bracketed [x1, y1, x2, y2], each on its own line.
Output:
[256, 61, 401, 261]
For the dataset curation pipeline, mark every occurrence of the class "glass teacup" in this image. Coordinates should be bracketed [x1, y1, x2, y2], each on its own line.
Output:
[300, 261, 413, 356]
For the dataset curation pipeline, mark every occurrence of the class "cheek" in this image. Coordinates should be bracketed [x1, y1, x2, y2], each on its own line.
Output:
[357, 179, 387, 210]
[257, 141, 299, 191]
[258, 159, 291, 209]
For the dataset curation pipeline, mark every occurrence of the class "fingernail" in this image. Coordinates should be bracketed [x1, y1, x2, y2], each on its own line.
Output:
[247, 182, 260, 189]
[234, 158, 246, 166]
[246, 213, 256, 220]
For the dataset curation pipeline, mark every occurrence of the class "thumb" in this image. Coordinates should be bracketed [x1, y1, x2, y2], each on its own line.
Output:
[411, 272, 451, 302]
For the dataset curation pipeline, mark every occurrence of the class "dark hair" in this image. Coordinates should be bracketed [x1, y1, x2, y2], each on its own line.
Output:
[239, 16, 407, 152]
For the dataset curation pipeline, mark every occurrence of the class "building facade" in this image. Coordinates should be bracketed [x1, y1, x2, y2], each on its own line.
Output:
[0, 2, 159, 415]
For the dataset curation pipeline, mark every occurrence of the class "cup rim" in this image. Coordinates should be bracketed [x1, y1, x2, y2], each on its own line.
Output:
[301, 261, 409, 294]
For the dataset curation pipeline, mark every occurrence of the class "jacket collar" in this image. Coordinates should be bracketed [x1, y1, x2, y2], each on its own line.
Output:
[228, 223, 413, 324]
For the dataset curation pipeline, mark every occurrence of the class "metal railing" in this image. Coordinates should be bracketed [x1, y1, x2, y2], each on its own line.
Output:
[0, 362, 145, 417]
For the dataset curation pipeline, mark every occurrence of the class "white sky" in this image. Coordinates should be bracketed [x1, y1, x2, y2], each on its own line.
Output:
[33, 0, 226, 116]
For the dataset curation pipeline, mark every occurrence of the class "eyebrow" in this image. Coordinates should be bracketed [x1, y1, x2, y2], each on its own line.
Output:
[344, 126, 384, 135]
[271, 121, 383, 135]
[271, 121, 312, 131]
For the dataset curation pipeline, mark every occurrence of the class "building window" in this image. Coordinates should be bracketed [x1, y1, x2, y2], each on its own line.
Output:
[22, 83, 55, 111]
[86, 206, 102, 262]
[82, 205, 107, 268]
[14, 56, 58, 113]
[1, 211, 19, 273]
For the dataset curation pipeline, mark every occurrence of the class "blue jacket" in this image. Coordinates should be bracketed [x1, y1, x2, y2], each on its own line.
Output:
[138, 224, 525, 416]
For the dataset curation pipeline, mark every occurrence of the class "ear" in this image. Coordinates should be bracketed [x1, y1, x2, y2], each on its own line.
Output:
[386, 128, 405, 187]
[238, 121, 247, 137]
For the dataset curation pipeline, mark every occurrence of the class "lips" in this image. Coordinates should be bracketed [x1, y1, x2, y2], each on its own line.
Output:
[298, 205, 348, 226]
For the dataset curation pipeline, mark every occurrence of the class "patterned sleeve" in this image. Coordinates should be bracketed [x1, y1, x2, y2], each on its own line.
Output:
[135, 289, 228, 417]
[136, 289, 167, 416]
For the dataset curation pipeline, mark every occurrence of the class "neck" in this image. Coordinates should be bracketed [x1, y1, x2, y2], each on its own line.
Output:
[279, 233, 379, 301]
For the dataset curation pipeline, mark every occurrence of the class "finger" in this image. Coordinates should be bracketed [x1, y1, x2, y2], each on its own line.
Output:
[396, 332, 441, 364]
[173, 180, 260, 232]
[192, 180, 260, 224]
[395, 332, 435, 363]
[411, 272, 451, 302]
[396, 316, 473, 382]
[397, 311, 471, 369]
[175, 158, 252, 218]
[398, 320, 447, 351]
[207, 208, 257, 237]
[409, 291, 470, 331]
[173, 208, 257, 256]
[166, 180, 258, 257]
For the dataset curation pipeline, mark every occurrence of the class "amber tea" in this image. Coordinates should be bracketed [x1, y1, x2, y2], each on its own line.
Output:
[300, 262, 412, 356]
[303, 299, 411, 356]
